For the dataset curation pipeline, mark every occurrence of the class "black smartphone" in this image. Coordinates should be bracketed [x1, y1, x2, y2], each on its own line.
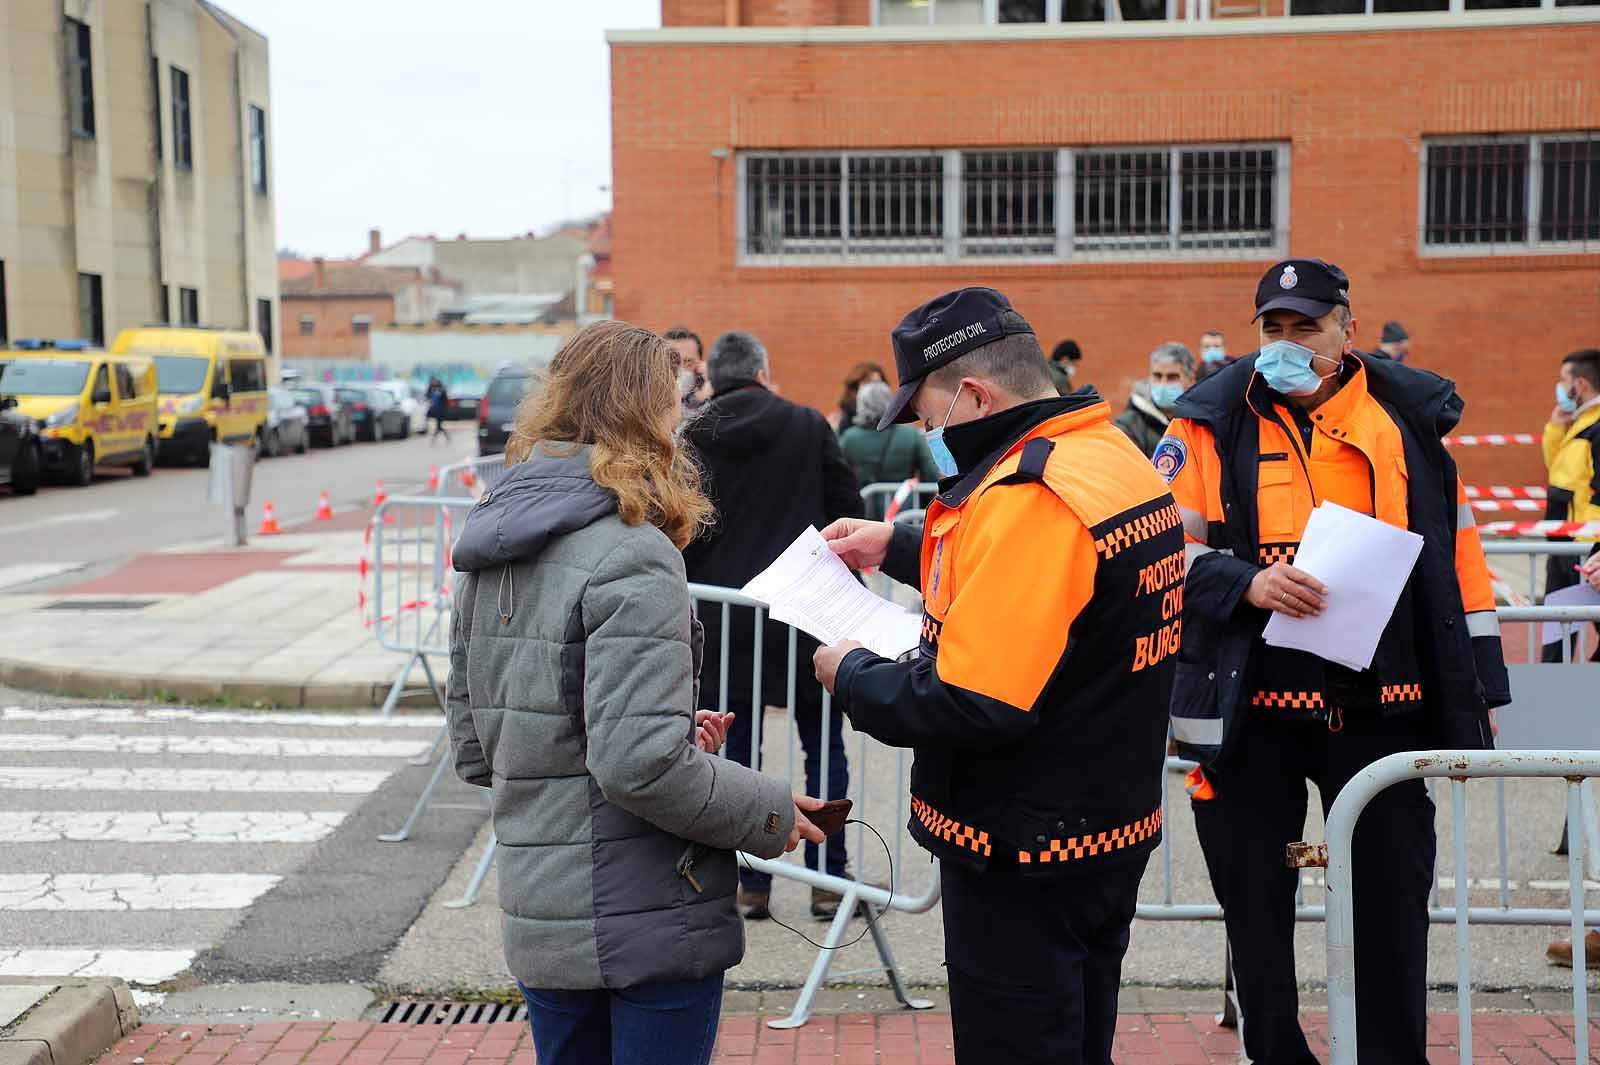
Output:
[808, 798, 853, 837]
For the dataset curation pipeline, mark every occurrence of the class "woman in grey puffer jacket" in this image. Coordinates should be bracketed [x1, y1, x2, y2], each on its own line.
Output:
[446, 321, 826, 1065]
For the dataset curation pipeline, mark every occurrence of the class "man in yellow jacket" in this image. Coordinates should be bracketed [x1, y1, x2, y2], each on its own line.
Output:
[1540, 348, 1600, 665]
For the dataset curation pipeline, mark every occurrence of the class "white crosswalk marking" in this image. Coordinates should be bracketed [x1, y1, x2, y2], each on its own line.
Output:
[1, 733, 429, 758]
[0, 811, 346, 844]
[0, 874, 281, 911]
[0, 767, 391, 793]
[0, 703, 434, 989]
[1, 707, 442, 728]
[0, 949, 196, 984]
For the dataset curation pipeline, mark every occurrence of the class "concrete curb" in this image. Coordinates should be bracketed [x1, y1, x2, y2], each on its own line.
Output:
[0, 658, 403, 710]
[0, 978, 139, 1065]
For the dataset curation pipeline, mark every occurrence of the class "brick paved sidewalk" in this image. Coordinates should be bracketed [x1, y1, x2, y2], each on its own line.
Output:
[99, 1011, 1597, 1065]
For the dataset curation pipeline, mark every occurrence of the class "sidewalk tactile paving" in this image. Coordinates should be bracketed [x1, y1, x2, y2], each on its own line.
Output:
[92, 1014, 1600, 1065]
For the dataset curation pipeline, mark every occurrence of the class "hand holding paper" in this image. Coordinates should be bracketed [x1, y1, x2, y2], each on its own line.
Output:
[740, 526, 922, 661]
[1261, 502, 1423, 671]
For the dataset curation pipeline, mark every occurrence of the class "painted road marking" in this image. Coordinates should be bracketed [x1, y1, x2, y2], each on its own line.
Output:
[0, 767, 391, 794]
[0, 707, 442, 728]
[0, 874, 280, 911]
[0, 734, 429, 758]
[0, 949, 195, 985]
[0, 811, 346, 844]
[0, 509, 117, 537]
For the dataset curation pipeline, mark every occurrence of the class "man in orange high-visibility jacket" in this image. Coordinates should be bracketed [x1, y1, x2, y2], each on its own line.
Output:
[1162, 259, 1510, 1065]
[813, 288, 1181, 1065]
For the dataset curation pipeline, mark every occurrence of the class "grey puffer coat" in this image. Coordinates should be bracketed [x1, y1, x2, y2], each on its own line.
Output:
[446, 445, 796, 990]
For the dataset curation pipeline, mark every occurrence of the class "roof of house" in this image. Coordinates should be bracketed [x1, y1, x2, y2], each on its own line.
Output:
[281, 263, 431, 298]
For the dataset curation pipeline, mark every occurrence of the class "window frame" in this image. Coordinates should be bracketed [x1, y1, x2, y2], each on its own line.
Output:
[78, 272, 104, 346]
[351, 313, 373, 335]
[256, 298, 273, 354]
[299, 313, 316, 337]
[171, 65, 193, 171]
[248, 104, 268, 195]
[1418, 131, 1599, 257]
[873, 0, 1174, 25]
[736, 142, 1289, 267]
[0, 260, 8, 345]
[66, 17, 95, 140]
[178, 286, 200, 326]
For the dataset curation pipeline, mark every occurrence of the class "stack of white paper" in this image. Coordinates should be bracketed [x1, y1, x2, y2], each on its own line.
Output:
[740, 526, 923, 660]
[1262, 502, 1424, 671]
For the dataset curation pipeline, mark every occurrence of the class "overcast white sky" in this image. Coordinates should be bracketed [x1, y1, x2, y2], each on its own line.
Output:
[219, 0, 662, 258]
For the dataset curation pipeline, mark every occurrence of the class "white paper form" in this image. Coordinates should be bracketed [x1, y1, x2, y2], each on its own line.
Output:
[1262, 501, 1424, 671]
[1540, 582, 1600, 648]
[740, 526, 924, 660]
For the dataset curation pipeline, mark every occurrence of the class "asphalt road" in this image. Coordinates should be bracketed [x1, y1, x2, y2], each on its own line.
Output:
[0, 424, 476, 572]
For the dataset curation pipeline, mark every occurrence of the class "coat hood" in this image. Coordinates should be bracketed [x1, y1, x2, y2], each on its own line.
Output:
[682, 384, 786, 455]
[452, 446, 617, 572]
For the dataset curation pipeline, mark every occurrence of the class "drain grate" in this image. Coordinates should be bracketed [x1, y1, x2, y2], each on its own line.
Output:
[42, 599, 157, 611]
[376, 1000, 528, 1025]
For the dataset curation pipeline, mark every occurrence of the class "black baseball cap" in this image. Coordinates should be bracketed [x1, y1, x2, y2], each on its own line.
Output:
[1382, 320, 1409, 343]
[881, 287, 1036, 429]
[1253, 259, 1350, 322]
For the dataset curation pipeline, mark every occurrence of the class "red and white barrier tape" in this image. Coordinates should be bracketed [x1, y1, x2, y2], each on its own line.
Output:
[1443, 433, 1538, 447]
[1479, 519, 1600, 538]
[1471, 499, 1544, 513]
[882, 478, 917, 524]
[357, 505, 454, 628]
[1464, 485, 1546, 500]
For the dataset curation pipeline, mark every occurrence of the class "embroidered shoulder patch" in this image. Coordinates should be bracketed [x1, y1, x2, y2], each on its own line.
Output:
[1152, 437, 1188, 483]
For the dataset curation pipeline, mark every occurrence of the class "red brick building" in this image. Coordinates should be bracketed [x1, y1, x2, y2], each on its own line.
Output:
[609, 5, 1599, 485]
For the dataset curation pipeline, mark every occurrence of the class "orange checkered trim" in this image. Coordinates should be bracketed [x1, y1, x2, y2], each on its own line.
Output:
[911, 796, 992, 858]
[1095, 502, 1182, 561]
[1252, 690, 1327, 711]
[1258, 542, 1300, 566]
[1381, 684, 1423, 705]
[1017, 807, 1163, 866]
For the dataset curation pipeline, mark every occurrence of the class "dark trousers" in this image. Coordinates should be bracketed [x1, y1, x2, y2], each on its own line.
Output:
[518, 975, 722, 1065]
[1193, 711, 1435, 1065]
[941, 856, 1146, 1065]
[716, 654, 850, 888]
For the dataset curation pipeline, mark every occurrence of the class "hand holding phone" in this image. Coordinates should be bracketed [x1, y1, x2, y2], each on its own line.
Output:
[807, 798, 853, 838]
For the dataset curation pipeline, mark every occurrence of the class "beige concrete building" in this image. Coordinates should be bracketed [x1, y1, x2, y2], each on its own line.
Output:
[0, 0, 277, 353]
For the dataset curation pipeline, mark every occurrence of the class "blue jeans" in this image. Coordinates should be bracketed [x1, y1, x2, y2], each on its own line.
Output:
[518, 974, 723, 1065]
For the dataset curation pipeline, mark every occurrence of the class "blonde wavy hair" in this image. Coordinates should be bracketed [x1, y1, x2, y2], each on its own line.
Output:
[506, 320, 712, 549]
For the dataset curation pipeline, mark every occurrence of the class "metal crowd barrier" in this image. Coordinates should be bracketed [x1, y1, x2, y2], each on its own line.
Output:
[1323, 751, 1600, 1065]
[688, 583, 938, 1029]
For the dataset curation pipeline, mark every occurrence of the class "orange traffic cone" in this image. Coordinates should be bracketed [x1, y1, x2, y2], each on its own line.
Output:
[374, 479, 388, 506]
[257, 501, 282, 536]
[315, 490, 334, 521]
[426, 465, 440, 492]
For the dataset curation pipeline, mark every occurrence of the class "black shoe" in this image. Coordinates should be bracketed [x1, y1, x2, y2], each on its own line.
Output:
[738, 886, 770, 920]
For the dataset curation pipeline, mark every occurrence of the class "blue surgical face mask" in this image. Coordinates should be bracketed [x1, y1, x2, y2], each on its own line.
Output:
[1556, 382, 1580, 415]
[923, 387, 964, 479]
[1150, 381, 1185, 410]
[1256, 340, 1339, 398]
[1202, 346, 1227, 365]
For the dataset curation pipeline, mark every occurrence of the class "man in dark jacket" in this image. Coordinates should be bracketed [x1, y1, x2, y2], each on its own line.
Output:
[682, 330, 866, 920]
[1163, 259, 1510, 1065]
[1113, 342, 1195, 457]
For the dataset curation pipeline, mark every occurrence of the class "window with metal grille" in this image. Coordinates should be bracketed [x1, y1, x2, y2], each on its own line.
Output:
[249, 105, 268, 194]
[171, 66, 192, 170]
[963, 151, 1056, 256]
[879, 0, 1163, 22]
[740, 143, 1284, 264]
[67, 18, 95, 139]
[1422, 133, 1598, 252]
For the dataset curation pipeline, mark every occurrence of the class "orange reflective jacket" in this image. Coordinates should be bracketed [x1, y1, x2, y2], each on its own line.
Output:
[837, 395, 1180, 877]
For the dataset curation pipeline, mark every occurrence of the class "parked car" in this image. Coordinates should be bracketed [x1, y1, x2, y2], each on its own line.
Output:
[0, 398, 41, 496]
[373, 380, 427, 435]
[113, 327, 269, 465]
[363, 387, 411, 441]
[478, 367, 533, 457]
[292, 384, 354, 448]
[445, 379, 486, 420]
[262, 388, 310, 458]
